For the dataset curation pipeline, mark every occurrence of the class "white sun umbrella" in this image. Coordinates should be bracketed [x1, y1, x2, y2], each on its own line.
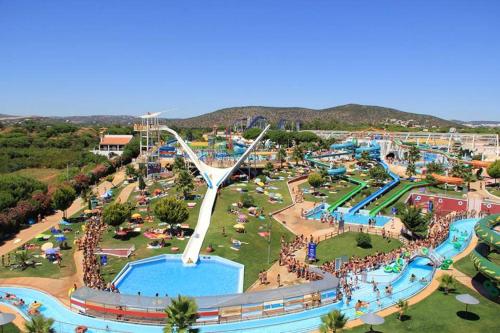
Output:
[41, 242, 54, 251]
[0, 313, 16, 333]
[360, 312, 385, 332]
[456, 294, 479, 313]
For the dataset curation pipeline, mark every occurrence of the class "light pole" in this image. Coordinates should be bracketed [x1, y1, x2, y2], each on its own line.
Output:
[267, 213, 272, 264]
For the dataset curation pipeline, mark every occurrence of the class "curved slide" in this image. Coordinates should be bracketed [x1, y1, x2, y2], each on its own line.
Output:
[328, 177, 367, 213]
[305, 153, 367, 213]
[348, 161, 400, 214]
[369, 180, 430, 216]
[470, 214, 500, 285]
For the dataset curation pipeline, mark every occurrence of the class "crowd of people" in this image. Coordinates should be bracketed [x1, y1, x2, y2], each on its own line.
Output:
[77, 214, 107, 290]
[322, 211, 475, 277]
[317, 210, 478, 310]
[277, 234, 322, 282]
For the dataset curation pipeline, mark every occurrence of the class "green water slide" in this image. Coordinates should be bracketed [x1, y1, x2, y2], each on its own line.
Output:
[369, 181, 430, 216]
[304, 153, 367, 213]
[470, 215, 500, 290]
[327, 177, 367, 213]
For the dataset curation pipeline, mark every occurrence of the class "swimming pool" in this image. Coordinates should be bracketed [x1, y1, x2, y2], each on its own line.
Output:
[114, 254, 244, 297]
[0, 218, 478, 333]
[306, 206, 391, 227]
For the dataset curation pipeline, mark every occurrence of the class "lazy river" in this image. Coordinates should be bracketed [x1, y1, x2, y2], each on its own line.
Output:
[0, 218, 478, 333]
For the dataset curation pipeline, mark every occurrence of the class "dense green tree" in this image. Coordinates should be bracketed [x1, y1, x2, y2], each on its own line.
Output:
[51, 185, 76, 218]
[398, 205, 431, 237]
[164, 296, 198, 333]
[153, 197, 189, 227]
[369, 165, 389, 185]
[308, 173, 324, 191]
[176, 170, 194, 199]
[242, 128, 262, 140]
[426, 161, 445, 175]
[172, 156, 186, 172]
[0, 175, 47, 210]
[121, 137, 140, 162]
[405, 145, 421, 177]
[487, 160, 500, 187]
[292, 145, 304, 165]
[103, 202, 133, 226]
[277, 147, 287, 168]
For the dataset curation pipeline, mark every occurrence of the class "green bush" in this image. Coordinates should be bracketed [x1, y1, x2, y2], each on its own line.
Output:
[356, 233, 372, 248]
[241, 193, 255, 208]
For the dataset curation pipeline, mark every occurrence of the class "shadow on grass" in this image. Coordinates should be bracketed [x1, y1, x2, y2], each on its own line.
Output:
[399, 314, 412, 321]
[456, 311, 480, 321]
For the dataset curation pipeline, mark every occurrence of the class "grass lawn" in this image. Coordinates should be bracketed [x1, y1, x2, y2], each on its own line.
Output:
[347, 281, 500, 333]
[454, 256, 479, 278]
[0, 216, 83, 279]
[299, 169, 382, 209]
[100, 171, 295, 290]
[0, 323, 20, 333]
[315, 232, 402, 265]
[0, 185, 124, 279]
[11, 168, 62, 184]
[300, 179, 356, 203]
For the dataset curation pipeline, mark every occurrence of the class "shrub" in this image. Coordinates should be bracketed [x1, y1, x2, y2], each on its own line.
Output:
[356, 233, 372, 248]
[241, 193, 255, 208]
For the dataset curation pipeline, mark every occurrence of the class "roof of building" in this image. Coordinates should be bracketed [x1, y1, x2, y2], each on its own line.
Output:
[100, 135, 133, 145]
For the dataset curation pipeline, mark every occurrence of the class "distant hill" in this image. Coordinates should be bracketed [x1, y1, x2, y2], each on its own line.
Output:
[1, 104, 460, 128]
[166, 104, 458, 128]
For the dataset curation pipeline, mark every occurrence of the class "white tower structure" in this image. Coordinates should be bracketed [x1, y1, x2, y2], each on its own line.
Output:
[160, 125, 270, 264]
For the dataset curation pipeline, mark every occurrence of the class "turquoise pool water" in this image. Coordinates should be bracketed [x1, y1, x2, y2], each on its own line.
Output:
[0, 218, 478, 333]
[306, 205, 391, 227]
[114, 254, 244, 297]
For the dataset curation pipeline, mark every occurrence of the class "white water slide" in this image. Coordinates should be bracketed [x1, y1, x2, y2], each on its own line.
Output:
[159, 125, 270, 264]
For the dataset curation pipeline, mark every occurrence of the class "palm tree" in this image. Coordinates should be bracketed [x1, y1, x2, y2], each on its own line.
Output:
[15, 250, 31, 270]
[292, 145, 303, 166]
[164, 295, 198, 333]
[396, 299, 409, 320]
[277, 146, 287, 168]
[24, 315, 55, 333]
[319, 310, 347, 333]
[399, 205, 430, 237]
[439, 273, 456, 294]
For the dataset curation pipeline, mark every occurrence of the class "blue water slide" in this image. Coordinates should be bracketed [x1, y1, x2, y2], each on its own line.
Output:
[330, 141, 356, 151]
[328, 166, 347, 176]
[348, 161, 400, 214]
[165, 138, 177, 146]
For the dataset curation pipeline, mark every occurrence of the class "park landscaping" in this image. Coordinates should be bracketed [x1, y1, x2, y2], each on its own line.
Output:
[99, 169, 295, 289]
[315, 232, 402, 265]
[346, 281, 499, 333]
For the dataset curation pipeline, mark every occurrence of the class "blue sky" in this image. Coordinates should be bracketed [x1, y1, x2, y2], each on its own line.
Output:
[0, 1, 499, 120]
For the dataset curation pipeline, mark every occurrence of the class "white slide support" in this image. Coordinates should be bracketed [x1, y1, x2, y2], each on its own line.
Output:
[159, 125, 270, 264]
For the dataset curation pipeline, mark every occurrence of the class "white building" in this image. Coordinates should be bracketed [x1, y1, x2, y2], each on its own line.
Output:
[93, 134, 133, 157]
